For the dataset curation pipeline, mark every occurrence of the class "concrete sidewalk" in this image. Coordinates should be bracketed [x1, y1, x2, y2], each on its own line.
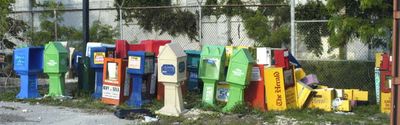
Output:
[0, 101, 136, 125]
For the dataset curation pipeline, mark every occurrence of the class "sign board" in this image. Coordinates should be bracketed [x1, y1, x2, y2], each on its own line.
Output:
[128, 56, 141, 69]
[102, 84, 120, 100]
[94, 52, 106, 64]
[161, 64, 175, 76]
[216, 83, 229, 102]
[14, 55, 26, 67]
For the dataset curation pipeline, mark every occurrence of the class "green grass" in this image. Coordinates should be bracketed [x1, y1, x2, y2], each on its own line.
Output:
[0, 86, 390, 125]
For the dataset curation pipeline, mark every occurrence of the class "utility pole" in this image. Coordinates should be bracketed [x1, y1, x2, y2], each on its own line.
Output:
[391, 0, 400, 124]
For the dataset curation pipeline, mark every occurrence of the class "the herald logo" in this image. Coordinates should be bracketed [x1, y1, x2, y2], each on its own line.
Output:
[274, 71, 283, 106]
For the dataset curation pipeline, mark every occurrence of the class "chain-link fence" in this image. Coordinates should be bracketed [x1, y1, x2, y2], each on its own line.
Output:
[3, 1, 389, 103]
[295, 20, 387, 103]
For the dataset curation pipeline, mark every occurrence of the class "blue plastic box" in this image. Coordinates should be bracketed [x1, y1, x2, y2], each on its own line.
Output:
[13, 47, 44, 99]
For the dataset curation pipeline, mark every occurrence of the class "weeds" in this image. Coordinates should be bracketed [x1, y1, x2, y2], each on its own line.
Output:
[0, 85, 390, 125]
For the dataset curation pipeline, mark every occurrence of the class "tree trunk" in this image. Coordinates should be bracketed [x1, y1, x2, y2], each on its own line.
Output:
[339, 46, 347, 60]
[227, 16, 233, 46]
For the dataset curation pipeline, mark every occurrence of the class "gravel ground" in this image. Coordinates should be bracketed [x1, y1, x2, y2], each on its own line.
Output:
[0, 102, 136, 125]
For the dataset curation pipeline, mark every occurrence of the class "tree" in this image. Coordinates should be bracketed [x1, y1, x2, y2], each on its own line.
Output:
[203, 0, 290, 47]
[28, 0, 80, 45]
[296, 0, 330, 56]
[326, 0, 392, 59]
[1, 0, 29, 49]
[115, 0, 198, 41]
[88, 20, 119, 44]
[0, 0, 14, 38]
[28, 0, 118, 47]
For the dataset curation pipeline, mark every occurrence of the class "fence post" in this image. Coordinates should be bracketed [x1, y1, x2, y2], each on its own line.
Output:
[119, 8, 123, 39]
[29, 0, 34, 45]
[117, 0, 125, 40]
[54, 8, 58, 41]
[290, 0, 296, 56]
[197, 0, 203, 48]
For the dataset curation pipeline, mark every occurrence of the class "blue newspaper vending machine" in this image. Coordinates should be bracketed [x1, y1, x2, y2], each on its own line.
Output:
[13, 47, 44, 99]
[126, 51, 155, 107]
[90, 47, 115, 99]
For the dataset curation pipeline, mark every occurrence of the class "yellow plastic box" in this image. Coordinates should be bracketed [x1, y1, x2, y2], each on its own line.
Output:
[317, 85, 328, 89]
[337, 100, 351, 112]
[296, 81, 313, 108]
[307, 88, 335, 112]
[294, 68, 306, 81]
[264, 67, 296, 111]
[343, 89, 355, 100]
[353, 90, 368, 101]
[380, 92, 391, 114]
[375, 53, 383, 68]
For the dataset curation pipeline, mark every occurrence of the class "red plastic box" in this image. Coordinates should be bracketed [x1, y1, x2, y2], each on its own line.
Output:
[245, 65, 267, 111]
[380, 53, 391, 72]
[129, 44, 145, 51]
[115, 40, 129, 58]
[274, 49, 289, 69]
[140, 40, 171, 57]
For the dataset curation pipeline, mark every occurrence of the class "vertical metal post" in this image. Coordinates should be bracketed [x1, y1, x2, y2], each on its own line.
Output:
[118, 0, 125, 40]
[54, 9, 58, 41]
[83, 0, 89, 55]
[392, 0, 400, 124]
[290, 0, 296, 56]
[119, 8, 123, 40]
[197, 0, 203, 47]
[29, 0, 34, 45]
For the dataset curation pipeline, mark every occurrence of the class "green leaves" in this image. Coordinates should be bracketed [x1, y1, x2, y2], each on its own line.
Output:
[296, 0, 330, 56]
[89, 21, 118, 44]
[244, 12, 271, 47]
[0, 0, 15, 38]
[324, 0, 392, 59]
[117, 0, 198, 41]
[28, 1, 117, 46]
[360, 0, 385, 10]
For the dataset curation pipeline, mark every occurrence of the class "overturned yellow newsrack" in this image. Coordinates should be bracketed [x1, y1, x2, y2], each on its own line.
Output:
[307, 88, 335, 112]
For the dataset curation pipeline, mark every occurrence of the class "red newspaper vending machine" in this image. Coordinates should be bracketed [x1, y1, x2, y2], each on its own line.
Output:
[244, 47, 272, 111]
[115, 40, 129, 58]
[380, 53, 392, 113]
[274, 49, 290, 69]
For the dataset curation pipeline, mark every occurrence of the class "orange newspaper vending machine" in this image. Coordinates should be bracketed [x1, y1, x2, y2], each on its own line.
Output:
[102, 57, 129, 105]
